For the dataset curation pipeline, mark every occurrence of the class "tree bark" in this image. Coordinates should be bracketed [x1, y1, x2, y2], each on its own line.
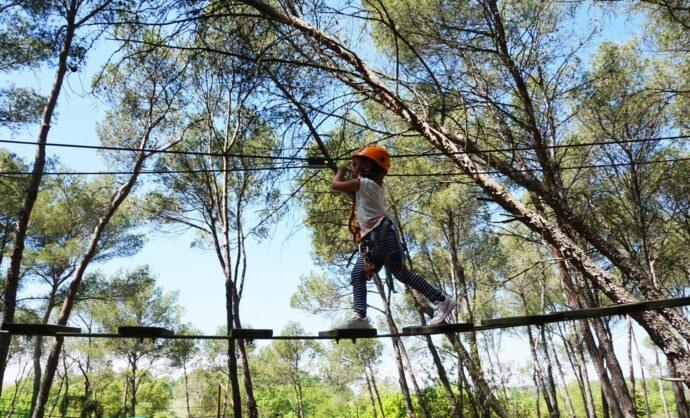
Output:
[656, 349, 671, 418]
[447, 333, 508, 417]
[551, 337, 577, 418]
[565, 322, 597, 418]
[632, 329, 651, 417]
[32, 120, 157, 418]
[398, 338, 431, 418]
[0, 0, 78, 392]
[667, 361, 690, 418]
[370, 275, 415, 417]
[525, 322, 558, 417]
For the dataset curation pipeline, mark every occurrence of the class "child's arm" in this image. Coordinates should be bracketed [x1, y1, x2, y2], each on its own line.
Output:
[332, 166, 360, 193]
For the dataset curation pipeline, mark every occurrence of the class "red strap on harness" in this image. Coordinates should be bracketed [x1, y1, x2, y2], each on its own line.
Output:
[349, 193, 376, 279]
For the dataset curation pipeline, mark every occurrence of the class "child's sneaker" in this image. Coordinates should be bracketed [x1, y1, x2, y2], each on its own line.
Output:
[429, 294, 457, 325]
[334, 315, 373, 329]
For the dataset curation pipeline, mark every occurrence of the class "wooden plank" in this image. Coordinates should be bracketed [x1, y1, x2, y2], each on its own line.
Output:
[402, 322, 474, 335]
[479, 312, 566, 330]
[1, 323, 81, 336]
[229, 329, 273, 339]
[549, 297, 690, 322]
[118, 326, 174, 338]
[318, 328, 377, 340]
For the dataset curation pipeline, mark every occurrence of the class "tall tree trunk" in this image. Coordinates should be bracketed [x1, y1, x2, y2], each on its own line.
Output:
[551, 337, 577, 418]
[443, 213, 483, 417]
[122, 376, 129, 416]
[667, 361, 690, 418]
[486, 332, 516, 415]
[424, 334, 461, 418]
[628, 316, 636, 408]
[525, 323, 558, 417]
[0, 0, 78, 392]
[398, 340, 431, 418]
[519, 291, 559, 417]
[130, 361, 137, 417]
[602, 385, 611, 418]
[534, 371, 542, 418]
[580, 319, 626, 418]
[367, 363, 386, 418]
[574, 280, 636, 416]
[225, 296, 242, 418]
[447, 333, 508, 417]
[363, 369, 378, 418]
[371, 275, 415, 417]
[30, 286, 59, 413]
[633, 329, 651, 417]
[397, 209, 461, 417]
[656, 349, 671, 418]
[537, 284, 561, 416]
[566, 323, 597, 418]
[32, 120, 157, 418]
[182, 360, 191, 417]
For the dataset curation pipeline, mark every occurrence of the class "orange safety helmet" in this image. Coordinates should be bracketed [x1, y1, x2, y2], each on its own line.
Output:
[352, 145, 390, 172]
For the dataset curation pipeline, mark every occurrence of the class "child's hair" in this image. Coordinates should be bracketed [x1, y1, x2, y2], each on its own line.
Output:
[356, 156, 384, 179]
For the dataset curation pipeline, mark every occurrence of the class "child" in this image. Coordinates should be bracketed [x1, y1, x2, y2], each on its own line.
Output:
[331, 144, 457, 329]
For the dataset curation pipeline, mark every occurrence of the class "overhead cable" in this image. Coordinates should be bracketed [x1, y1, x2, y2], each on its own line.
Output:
[1, 157, 687, 177]
[1, 133, 686, 163]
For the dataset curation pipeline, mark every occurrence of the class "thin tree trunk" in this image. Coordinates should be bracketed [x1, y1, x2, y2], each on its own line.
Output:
[130, 361, 137, 417]
[537, 288, 561, 417]
[47, 372, 65, 418]
[602, 385, 610, 418]
[447, 332, 508, 417]
[30, 286, 59, 413]
[32, 112, 161, 418]
[368, 363, 386, 418]
[525, 323, 558, 417]
[667, 361, 690, 418]
[534, 371, 542, 418]
[560, 325, 590, 418]
[569, 322, 597, 418]
[627, 316, 636, 408]
[656, 349, 671, 418]
[398, 339, 431, 418]
[633, 329, 651, 417]
[487, 332, 515, 414]
[182, 360, 191, 417]
[424, 332, 460, 418]
[402, 210, 461, 417]
[0, 0, 79, 392]
[519, 291, 559, 418]
[575, 281, 635, 416]
[363, 369, 378, 418]
[579, 319, 625, 418]
[551, 337, 576, 418]
[6, 361, 30, 418]
[122, 377, 129, 416]
[370, 275, 415, 418]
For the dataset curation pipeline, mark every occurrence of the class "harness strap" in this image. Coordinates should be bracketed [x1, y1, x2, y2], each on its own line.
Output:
[349, 193, 376, 280]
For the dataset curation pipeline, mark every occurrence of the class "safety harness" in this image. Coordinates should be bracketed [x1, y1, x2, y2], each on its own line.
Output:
[348, 193, 377, 279]
[348, 193, 397, 294]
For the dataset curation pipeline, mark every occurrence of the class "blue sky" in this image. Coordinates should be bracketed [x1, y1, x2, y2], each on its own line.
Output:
[1, 42, 328, 336]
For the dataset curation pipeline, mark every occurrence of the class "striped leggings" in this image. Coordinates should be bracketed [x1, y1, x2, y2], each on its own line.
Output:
[351, 224, 444, 316]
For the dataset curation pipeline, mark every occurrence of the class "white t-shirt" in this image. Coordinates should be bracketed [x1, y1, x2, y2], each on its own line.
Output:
[356, 177, 386, 237]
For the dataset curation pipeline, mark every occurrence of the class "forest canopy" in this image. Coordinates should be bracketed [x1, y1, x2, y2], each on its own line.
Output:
[0, 0, 688, 417]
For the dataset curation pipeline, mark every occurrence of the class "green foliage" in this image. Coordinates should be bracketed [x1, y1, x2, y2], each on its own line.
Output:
[0, 87, 45, 129]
